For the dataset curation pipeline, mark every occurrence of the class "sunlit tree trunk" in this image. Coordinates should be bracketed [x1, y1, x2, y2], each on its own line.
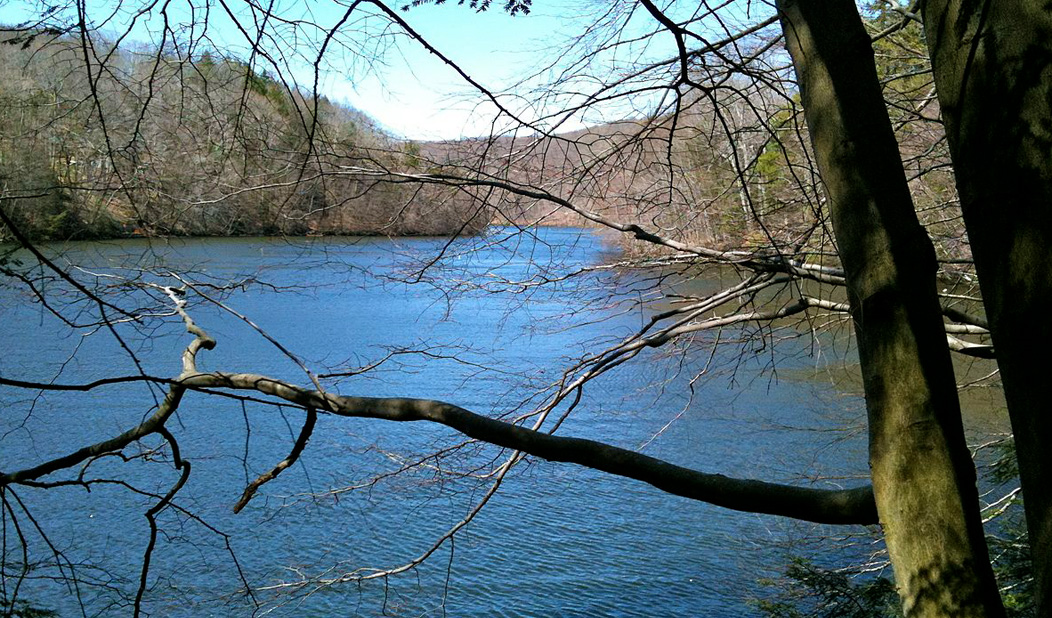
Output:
[776, 1, 1004, 616]
[920, 3, 1052, 613]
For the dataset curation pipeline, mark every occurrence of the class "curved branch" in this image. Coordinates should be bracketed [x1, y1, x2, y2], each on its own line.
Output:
[180, 372, 877, 525]
[233, 407, 317, 513]
[0, 382, 188, 486]
[942, 305, 989, 330]
[134, 429, 191, 618]
[0, 287, 212, 487]
[946, 335, 995, 359]
[1, 288, 875, 527]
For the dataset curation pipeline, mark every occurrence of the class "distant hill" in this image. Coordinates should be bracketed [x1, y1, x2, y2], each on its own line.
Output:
[0, 30, 492, 240]
[413, 109, 798, 252]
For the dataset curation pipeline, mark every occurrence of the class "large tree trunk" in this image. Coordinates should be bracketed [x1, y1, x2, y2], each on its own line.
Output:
[920, 3, 1052, 613]
[775, 1, 1004, 616]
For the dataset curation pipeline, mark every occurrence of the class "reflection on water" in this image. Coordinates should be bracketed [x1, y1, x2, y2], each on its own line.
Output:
[0, 227, 961, 616]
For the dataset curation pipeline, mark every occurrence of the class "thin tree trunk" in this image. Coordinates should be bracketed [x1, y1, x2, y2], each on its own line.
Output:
[776, 1, 1004, 616]
[921, 3, 1052, 613]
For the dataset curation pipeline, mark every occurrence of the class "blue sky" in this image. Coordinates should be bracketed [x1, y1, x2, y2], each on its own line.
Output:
[321, 2, 582, 140]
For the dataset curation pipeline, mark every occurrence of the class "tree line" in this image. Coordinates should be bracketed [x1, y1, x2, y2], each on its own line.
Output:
[0, 32, 491, 240]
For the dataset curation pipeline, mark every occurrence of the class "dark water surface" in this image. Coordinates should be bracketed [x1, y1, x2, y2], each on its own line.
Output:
[1, 228, 886, 616]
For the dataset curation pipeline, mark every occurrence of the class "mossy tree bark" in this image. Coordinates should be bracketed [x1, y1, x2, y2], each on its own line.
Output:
[776, 1, 1004, 616]
[921, 3, 1052, 613]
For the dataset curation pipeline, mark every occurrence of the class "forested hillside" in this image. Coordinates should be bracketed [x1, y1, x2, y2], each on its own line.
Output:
[0, 31, 492, 239]
[2, 11, 962, 258]
[418, 17, 962, 261]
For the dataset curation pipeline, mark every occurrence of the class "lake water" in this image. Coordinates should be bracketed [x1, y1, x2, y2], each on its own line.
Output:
[0, 227, 915, 616]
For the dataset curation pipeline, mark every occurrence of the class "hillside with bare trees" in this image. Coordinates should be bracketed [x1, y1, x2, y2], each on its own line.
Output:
[0, 32, 493, 240]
